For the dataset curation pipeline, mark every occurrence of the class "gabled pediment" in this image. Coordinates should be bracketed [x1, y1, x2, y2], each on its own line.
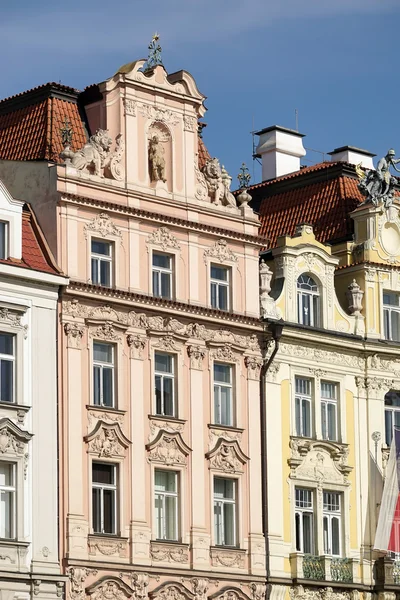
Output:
[0, 417, 32, 455]
[85, 421, 130, 458]
[146, 430, 191, 466]
[288, 437, 351, 485]
[206, 438, 249, 474]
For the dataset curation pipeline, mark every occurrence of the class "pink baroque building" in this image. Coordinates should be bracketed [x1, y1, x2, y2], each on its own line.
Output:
[0, 47, 266, 600]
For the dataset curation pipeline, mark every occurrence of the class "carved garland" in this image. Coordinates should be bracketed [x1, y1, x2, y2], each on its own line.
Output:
[203, 239, 238, 264]
[84, 213, 123, 243]
[146, 227, 181, 252]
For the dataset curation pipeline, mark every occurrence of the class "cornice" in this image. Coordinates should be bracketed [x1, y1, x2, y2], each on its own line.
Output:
[60, 193, 266, 246]
[65, 281, 263, 330]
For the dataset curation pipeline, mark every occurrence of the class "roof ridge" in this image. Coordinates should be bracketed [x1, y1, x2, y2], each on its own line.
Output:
[0, 81, 81, 105]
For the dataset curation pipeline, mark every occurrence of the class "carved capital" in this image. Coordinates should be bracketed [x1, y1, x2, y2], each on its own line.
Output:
[127, 334, 147, 359]
[187, 344, 206, 369]
[244, 355, 262, 380]
[64, 322, 85, 349]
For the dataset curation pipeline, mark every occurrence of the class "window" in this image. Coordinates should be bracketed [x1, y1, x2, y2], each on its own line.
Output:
[91, 240, 112, 287]
[384, 293, 400, 341]
[154, 470, 178, 540]
[93, 343, 115, 408]
[213, 363, 233, 426]
[323, 492, 341, 556]
[152, 253, 173, 299]
[385, 390, 400, 446]
[0, 462, 16, 539]
[92, 463, 117, 534]
[0, 222, 8, 260]
[321, 381, 338, 442]
[211, 265, 230, 311]
[297, 274, 320, 327]
[0, 333, 14, 403]
[214, 477, 237, 546]
[154, 352, 175, 417]
[295, 377, 312, 438]
[295, 488, 314, 554]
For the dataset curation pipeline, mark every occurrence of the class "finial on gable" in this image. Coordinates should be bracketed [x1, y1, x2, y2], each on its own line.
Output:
[140, 33, 164, 73]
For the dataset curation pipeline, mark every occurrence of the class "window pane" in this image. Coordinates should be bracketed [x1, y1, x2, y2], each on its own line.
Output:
[223, 502, 235, 546]
[91, 258, 99, 284]
[323, 515, 329, 554]
[0, 222, 7, 260]
[160, 272, 171, 299]
[155, 375, 162, 414]
[327, 403, 337, 441]
[163, 377, 174, 416]
[0, 360, 13, 402]
[153, 270, 160, 296]
[295, 512, 301, 551]
[214, 500, 223, 545]
[331, 517, 340, 556]
[0, 463, 13, 486]
[102, 367, 113, 407]
[303, 512, 314, 553]
[92, 487, 102, 533]
[211, 282, 218, 308]
[100, 260, 111, 287]
[155, 470, 176, 492]
[153, 253, 171, 269]
[384, 308, 390, 339]
[94, 343, 113, 363]
[93, 463, 114, 485]
[155, 353, 172, 374]
[93, 366, 101, 406]
[313, 294, 319, 327]
[386, 409, 394, 446]
[214, 364, 231, 384]
[220, 386, 232, 426]
[92, 240, 111, 256]
[392, 311, 400, 342]
[302, 399, 311, 437]
[165, 495, 177, 540]
[211, 266, 228, 281]
[155, 493, 163, 538]
[218, 285, 228, 310]
[214, 478, 234, 499]
[321, 403, 327, 440]
[296, 377, 311, 396]
[103, 489, 116, 534]
[0, 334, 13, 356]
[0, 490, 13, 538]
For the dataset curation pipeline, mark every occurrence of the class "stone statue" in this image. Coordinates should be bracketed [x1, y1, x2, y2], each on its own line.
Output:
[357, 149, 400, 208]
[149, 135, 166, 182]
[201, 158, 237, 207]
[60, 129, 124, 181]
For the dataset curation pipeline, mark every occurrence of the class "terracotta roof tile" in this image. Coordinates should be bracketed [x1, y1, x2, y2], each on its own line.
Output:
[0, 83, 87, 163]
[198, 136, 211, 170]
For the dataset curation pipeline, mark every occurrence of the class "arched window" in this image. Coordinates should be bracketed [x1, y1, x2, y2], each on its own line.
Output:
[385, 390, 400, 446]
[297, 274, 320, 327]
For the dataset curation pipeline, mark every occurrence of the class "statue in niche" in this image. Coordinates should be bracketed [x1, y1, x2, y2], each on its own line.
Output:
[357, 149, 400, 208]
[149, 135, 166, 182]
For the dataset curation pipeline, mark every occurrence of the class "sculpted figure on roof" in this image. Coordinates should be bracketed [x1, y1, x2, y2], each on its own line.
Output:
[202, 158, 236, 207]
[357, 148, 400, 208]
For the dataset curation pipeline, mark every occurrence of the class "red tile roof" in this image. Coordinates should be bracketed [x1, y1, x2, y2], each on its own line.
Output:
[254, 162, 365, 247]
[0, 204, 62, 275]
[0, 83, 87, 163]
[198, 136, 211, 170]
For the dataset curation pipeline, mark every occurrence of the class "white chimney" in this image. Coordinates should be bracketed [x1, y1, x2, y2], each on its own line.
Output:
[328, 146, 375, 169]
[255, 125, 306, 181]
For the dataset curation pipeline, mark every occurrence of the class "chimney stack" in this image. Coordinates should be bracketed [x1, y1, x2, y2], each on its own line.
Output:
[255, 125, 306, 181]
[328, 146, 375, 169]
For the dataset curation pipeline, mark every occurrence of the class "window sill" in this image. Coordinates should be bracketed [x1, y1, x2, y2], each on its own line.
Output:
[86, 405, 126, 416]
[210, 545, 245, 569]
[149, 414, 186, 425]
[0, 401, 30, 413]
[208, 424, 244, 434]
[88, 533, 128, 560]
[150, 539, 189, 563]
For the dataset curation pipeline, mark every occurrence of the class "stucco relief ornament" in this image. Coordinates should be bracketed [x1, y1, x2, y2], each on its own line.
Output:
[146, 227, 180, 251]
[356, 149, 400, 208]
[67, 567, 98, 600]
[89, 322, 123, 343]
[244, 355, 263, 380]
[84, 213, 122, 242]
[146, 430, 191, 465]
[259, 260, 279, 319]
[202, 158, 237, 207]
[206, 438, 248, 473]
[187, 344, 206, 369]
[192, 580, 209, 600]
[64, 322, 85, 349]
[203, 239, 238, 264]
[0, 307, 28, 338]
[85, 422, 130, 458]
[88, 579, 133, 600]
[127, 334, 147, 359]
[0, 418, 32, 455]
[150, 542, 189, 563]
[61, 130, 124, 180]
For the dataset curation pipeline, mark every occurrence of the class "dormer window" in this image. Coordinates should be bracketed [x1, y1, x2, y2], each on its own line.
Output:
[0, 222, 8, 260]
[297, 274, 320, 327]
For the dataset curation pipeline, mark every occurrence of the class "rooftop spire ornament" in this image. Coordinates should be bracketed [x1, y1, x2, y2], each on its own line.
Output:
[60, 118, 73, 149]
[140, 33, 164, 72]
[236, 163, 252, 209]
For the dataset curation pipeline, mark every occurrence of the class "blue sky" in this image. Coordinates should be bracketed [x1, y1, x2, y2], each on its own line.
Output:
[0, 0, 399, 185]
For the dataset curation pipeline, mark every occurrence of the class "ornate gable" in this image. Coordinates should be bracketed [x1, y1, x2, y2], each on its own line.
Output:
[146, 430, 191, 465]
[85, 421, 131, 458]
[288, 438, 352, 485]
[206, 438, 249, 474]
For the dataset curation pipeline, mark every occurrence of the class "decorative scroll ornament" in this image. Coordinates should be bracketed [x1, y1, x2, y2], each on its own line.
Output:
[64, 322, 85, 349]
[85, 422, 130, 458]
[192, 579, 209, 600]
[146, 227, 180, 251]
[203, 239, 238, 264]
[123, 99, 136, 116]
[0, 418, 32, 455]
[139, 104, 180, 126]
[150, 542, 189, 563]
[206, 438, 248, 473]
[290, 586, 353, 600]
[86, 577, 134, 600]
[89, 322, 123, 343]
[88, 537, 127, 558]
[155, 335, 180, 351]
[61, 130, 124, 181]
[202, 158, 237, 207]
[131, 574, 149, 600]
[250, 585, 266, 600]
[210, 345, 239, 363]
[67, 567, 98, 600]
[288, 438, 352, 484]
[84, 213, 122, 241]
[146, 430, 191, 465]
[0, 307, 28, 338]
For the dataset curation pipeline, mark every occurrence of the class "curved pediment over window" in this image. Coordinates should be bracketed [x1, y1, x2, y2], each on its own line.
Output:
[206, 438, 249, 474]
[146, 429, 191, 466]
[288, 437, 352, 485]
[86, 576, 134, 600]
[85, 421, 131, 458]
[149, 582, 195, 600]
[209, 586, 253, 600]
[0, 417, 32, 455]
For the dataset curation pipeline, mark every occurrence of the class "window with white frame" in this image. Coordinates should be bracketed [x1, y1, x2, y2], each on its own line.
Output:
[321, 381, 338, 442]
[210, 265, 230, 311]
[295, 487, 314, 554]
[295, 377, 312, 438]
[323, 491, 342, 556]
[152, 252, 173, 299]
[297, 274, 320, 327]
[154, 470, 178, 541]
[385, 390, 400, 446]
[214, 477, 237, 546]
[91, 240, 113, 287]
[383, 293, 400, 342]
[0, 222, 8, 260]
[93, 342, 115, 408]
[92, 462, 118, 534]
[0, 461, 16, 539]
[0, 333, 14, 403]
[154, 352, 175, 417]
[213, 363, 233, 426]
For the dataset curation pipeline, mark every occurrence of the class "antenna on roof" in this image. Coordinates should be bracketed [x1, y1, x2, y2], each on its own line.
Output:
[295, 108, 299, 132]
